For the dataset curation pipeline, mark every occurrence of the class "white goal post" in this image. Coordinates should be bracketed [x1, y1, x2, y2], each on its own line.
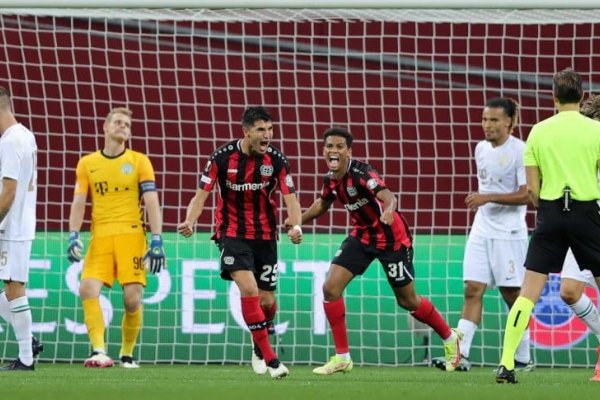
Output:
[0, 4, 599, 368]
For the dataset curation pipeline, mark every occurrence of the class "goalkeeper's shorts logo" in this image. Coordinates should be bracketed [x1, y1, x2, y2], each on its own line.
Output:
[529, 273, 599, 349]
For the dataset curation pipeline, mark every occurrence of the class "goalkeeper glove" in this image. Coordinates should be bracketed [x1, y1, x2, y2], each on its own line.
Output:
[67, 231, 84, 263]
[143, 234, 165, 274]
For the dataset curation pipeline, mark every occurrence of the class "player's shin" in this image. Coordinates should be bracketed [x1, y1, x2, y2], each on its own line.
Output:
[121, 306, 142, 357]
[241, 296, 277, 363]
[83, 298, 107, 353]
[500, 296, 534, 370]
[324, 297, 349, 354]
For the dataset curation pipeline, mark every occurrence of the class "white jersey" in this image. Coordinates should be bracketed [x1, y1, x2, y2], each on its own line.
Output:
[0, 123, 37, 241]
[469, 135, 527, 240]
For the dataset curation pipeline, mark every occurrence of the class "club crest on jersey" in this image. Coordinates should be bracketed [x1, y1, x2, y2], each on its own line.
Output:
[223, 256, 234, 265]
[366, 179, 378, 189]
[478, 168, 487, 180]
[121, 162, 133, 175]
[260, 165, 273, 176]
[346, 186, 357, 196]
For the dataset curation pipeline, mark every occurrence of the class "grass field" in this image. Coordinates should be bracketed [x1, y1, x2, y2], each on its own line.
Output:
[6, 363, 600, 400]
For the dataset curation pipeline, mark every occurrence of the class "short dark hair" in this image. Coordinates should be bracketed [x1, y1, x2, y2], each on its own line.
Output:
[580, 93, 600, 121]
[323, 127, 353, 147]
[485, 97, 519, 129]
[242, 106, 272, 128]
[553, 68, 583, 104]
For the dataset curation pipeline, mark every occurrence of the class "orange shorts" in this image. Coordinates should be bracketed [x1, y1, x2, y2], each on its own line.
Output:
[82, 232, 147, 287]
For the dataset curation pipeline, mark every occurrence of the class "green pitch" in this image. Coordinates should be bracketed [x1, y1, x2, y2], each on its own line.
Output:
[8, 364, 600, 400]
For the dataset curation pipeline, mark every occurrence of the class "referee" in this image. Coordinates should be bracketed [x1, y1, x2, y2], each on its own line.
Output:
[496, 68, 600, 383]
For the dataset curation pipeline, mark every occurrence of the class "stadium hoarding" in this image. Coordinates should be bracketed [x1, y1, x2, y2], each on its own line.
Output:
[18, 232, 598, 366]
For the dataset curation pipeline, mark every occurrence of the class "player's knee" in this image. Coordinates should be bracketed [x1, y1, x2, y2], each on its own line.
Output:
[559, 286, 581, 305]
[322, 284, 342, 302]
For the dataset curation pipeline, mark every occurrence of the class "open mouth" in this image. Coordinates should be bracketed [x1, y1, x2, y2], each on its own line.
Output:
[328, 155, 340, 168]
[259, 140, 269, 152]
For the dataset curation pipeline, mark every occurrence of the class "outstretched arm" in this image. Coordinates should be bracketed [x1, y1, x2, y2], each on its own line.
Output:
[376, 188, 397, 225]
[177, 189, 210, 237]
[301, 197, 333, 225]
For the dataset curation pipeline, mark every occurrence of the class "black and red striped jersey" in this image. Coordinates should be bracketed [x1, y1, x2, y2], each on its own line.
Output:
[320, 158, 412, 250]
[199, 139, 295, 241]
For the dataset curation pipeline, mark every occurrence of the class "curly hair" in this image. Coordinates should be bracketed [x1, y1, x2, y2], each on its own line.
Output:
[580, 93, 600, 121]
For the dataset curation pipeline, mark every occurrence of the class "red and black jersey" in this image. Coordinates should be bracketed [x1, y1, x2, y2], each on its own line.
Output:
[199, 139, 295, 241]
[320, 158, 412, 251]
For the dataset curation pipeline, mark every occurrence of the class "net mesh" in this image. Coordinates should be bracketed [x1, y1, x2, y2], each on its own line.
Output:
[0, 8, 598, 367]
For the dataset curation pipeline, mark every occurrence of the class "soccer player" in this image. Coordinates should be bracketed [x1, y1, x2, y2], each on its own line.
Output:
[496, 68, 600, 383]
[0, 86, 41, 371]
[177, 106, 302, 379]
[431, 98, 532, 372]
[294, 127, 462, 375]
[67, 107, 165, 369]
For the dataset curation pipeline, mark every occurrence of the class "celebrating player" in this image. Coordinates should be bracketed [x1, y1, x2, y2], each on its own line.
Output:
[178, 106, 302, 379]
[293, 127, 462, 375]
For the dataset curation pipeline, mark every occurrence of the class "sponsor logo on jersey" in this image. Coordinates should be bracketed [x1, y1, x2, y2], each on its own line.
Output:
[227, 168, 238, 174]
[201, 175, 212, 184]
[260, 165, 273, 176]
[344, 197, 369, 211]
[225, 180, 270, 191]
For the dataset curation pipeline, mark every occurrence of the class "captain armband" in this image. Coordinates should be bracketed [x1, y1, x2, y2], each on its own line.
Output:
[140, 180, 157, 194]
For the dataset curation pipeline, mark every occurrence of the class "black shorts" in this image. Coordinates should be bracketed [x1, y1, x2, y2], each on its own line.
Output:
[331, 236, 415, 288]
[525, 199, 600, 276]
[216, 237, 279, 291]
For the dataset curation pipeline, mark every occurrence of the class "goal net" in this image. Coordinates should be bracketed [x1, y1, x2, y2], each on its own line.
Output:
[1, 7, 599, 368]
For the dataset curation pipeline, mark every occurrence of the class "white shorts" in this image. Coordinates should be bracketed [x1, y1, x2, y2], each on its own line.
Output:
[463, 234, 527, 289]
[0, 240, 32, 283]
[561, 248, 597, 287]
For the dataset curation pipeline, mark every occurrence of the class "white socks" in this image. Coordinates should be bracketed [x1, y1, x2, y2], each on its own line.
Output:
[457, 319, 477, 358]
[9, 296, 33, 366]
[569, 293, 600, 342]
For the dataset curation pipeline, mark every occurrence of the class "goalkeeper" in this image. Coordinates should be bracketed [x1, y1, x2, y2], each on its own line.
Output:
[67, 107, 165, 369]
[496, 68, 600, 384]
[290, 127, 462, 375]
